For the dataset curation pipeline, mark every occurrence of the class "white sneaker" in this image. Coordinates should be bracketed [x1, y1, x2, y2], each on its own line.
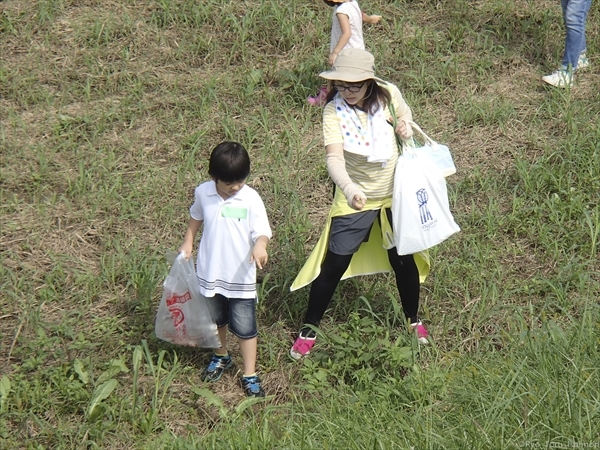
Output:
[577, 54, 590, 70]
[542, 69, 573, 88]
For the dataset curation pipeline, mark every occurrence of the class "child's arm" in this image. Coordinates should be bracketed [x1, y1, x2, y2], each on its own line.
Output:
[362, 12, 382, 24]
[179, 218, 202, 259]
[329, 13, 352, 65]
[250, 235, 269, 269]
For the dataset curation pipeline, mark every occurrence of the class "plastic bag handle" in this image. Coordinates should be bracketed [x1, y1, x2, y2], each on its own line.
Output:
[404, 120, 438, 146]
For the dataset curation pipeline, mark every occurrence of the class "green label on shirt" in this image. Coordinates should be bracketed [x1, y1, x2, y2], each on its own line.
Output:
[221, 206, 248, 219]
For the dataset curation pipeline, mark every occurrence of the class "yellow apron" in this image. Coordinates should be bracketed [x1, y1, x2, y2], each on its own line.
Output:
[290, 189, 430, 291]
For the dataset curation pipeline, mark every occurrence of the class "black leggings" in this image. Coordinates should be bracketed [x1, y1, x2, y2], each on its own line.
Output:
[303, 247, 421, 326]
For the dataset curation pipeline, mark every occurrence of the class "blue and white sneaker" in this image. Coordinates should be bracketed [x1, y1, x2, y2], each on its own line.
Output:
[240, 375, 265, 397]
[201, 354, 233, 382]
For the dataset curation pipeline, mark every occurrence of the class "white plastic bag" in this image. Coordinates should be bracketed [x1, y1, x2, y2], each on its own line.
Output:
[154, 252, 221, 348]
[392, 145, 460, 255]
[406, 121, 456, 177]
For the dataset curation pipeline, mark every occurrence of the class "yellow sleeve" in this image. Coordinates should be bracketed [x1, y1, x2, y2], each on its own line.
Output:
[323, 102, 343, 147]
[379, 82, 410, 121]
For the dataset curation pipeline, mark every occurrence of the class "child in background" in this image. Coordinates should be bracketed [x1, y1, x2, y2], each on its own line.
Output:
[179, 141, 272, 397]
[541, 0, 592, 88]
[308, 0, 382, 106]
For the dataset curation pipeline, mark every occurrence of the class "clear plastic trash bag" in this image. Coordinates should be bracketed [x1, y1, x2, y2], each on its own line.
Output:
[154, 252, 221, 348]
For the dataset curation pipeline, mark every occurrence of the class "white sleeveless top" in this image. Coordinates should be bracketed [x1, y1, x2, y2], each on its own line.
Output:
[330, 0, 365, 53]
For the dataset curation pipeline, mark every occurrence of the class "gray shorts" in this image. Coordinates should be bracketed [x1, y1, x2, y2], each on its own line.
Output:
[329, 208, 391, 255]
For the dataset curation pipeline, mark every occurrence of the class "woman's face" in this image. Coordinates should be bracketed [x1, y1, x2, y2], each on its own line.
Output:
[332, 80, 371, 107]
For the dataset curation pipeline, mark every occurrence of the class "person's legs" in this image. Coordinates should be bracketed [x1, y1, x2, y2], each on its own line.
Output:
[289, 250, 353, 360]
[228, 297, 265, 397]
[386, 209, 428, 343]
[202, 294, 234, 382]
[238, 337, 257, 376]
[228, 297, 258, 374]
[302, 250, 354, 326]
[561, 0, 592, 70]
[386, 249, 420, 323]
[290, 211, 378, 359]
[303, 210, 379, 326]
[215, 326, 228, 354]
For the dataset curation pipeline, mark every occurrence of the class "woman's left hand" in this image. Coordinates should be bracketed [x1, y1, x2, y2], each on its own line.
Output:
[395, 120, 413, 140]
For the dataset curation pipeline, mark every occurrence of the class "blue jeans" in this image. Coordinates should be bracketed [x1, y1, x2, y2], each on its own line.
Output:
[561, 0, 592, 69]
[205, 294, 258, 339]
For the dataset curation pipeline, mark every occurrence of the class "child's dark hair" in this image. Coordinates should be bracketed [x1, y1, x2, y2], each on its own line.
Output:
[323, 0, 340, 6]
[208, 141, 250, 182]
[324, 80, 392, 115]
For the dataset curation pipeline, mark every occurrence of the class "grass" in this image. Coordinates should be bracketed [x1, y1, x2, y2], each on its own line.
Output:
[1, 0, 599, 448]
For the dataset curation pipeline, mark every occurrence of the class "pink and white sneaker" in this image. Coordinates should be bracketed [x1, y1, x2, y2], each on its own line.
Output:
[411, 321, 429, 344]
[290, 329, 317, 360]
[307, 87, 328, 106]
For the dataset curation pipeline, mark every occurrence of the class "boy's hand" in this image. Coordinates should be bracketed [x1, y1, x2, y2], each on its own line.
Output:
[179, 243, 193, 260]
[250, 237, 269, 269]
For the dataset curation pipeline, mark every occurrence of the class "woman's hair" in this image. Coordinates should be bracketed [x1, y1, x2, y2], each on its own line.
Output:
[322, 0, 340, 7]
[208, 141, 250, 182]
[325, 80, 392, 115]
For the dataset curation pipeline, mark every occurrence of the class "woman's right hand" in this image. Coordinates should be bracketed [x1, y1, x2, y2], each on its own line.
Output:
[395, 119, 413, 140]
[351, 193, 367, 211]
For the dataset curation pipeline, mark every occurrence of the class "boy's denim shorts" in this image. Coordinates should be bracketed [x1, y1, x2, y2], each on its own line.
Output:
[205, 294, 257, 339]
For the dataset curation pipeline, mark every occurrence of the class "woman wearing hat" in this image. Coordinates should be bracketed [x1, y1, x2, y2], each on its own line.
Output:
[290, 48, 431, 359]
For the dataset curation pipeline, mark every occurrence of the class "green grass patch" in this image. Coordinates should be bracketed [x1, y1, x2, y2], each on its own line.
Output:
[1, 0, 599, 447]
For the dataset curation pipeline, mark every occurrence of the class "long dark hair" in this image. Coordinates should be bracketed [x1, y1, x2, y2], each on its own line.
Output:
[324, 79, 392, 115]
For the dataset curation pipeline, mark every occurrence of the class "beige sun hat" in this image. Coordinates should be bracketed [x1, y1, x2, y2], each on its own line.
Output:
[319, 48, 384, 83]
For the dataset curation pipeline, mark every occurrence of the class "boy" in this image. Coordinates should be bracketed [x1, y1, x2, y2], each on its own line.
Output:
[179, 141, 272, 397]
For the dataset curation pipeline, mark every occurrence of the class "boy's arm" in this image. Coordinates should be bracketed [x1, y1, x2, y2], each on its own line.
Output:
[362, 12, 382, 24]
[329, 13, 352, 65]
[179, 218, 202, 259]
[250, 235, 269, 270]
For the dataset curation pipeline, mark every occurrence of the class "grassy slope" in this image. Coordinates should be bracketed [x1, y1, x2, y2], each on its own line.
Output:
[1, 0, 599, 448]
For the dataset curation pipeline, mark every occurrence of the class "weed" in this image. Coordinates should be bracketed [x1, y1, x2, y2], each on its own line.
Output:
[1, 0, 599, 447]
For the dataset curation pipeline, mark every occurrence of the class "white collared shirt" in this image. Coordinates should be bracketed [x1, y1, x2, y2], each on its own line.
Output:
[190, 181, 272, 299]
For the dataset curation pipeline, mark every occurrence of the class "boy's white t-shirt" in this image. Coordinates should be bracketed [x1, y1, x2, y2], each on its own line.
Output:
[330, 0, 364, 53]
[189, 181, 272, 299]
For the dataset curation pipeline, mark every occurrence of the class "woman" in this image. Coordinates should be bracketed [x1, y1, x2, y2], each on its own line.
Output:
[290, 48, 431, 359]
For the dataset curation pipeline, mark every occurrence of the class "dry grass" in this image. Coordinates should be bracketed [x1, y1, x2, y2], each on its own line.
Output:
[1, 0, 599, 446]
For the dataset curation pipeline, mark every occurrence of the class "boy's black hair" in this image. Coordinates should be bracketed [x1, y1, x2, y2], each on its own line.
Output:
[323, 0, 340, 6]
[208, 141, 250, 182]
